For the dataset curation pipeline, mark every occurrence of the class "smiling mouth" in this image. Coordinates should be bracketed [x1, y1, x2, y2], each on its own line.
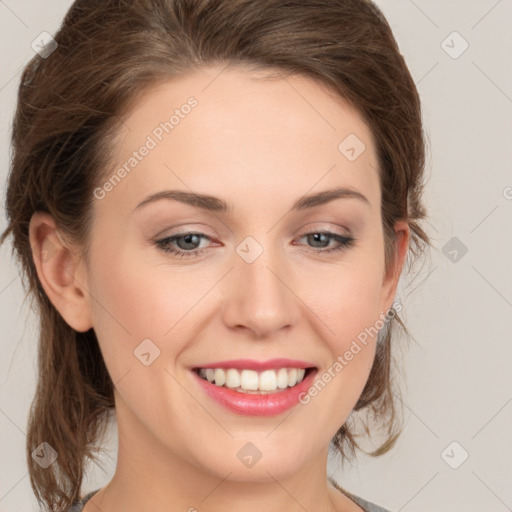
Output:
[192, 367, 316, 394]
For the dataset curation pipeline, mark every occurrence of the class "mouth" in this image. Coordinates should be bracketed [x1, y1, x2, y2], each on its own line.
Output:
[190, 364, 318, 416]
[191, 366, 317, 394]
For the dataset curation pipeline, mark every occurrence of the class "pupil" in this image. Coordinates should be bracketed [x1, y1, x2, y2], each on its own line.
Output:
[310, 233, 327, 247]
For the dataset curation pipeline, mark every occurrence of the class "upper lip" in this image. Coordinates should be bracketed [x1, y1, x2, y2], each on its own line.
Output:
[192, 358, 317, 371]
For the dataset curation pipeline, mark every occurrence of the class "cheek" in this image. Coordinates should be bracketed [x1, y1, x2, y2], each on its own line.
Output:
[323, 277, 381, 376]
[298, 257, 384, 390]
[85, 241, 183, 379]
[86, 239, 220, 383]
[296, 266, 384, 432]
[302, 257, 385, 346]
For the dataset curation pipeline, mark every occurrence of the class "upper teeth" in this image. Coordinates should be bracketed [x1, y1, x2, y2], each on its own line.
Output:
[198, 368, 307, 392]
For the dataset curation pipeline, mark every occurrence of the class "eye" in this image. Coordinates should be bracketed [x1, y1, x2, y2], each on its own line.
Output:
[295, 231, 355, 254]
[154, 230, 355, 259]
[155, 232, 213, 259]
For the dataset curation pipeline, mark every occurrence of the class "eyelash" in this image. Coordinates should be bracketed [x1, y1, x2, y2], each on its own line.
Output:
[155, 230, 355, 259]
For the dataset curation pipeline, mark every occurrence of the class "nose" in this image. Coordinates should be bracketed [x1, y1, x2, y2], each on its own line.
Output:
[221, 243, 301, 339]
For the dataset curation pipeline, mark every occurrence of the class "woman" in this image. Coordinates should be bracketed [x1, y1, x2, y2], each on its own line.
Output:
[1, 0, 430, 511]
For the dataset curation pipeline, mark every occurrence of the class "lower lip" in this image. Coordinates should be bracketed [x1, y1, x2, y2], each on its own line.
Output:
[191, 369, 317, 416]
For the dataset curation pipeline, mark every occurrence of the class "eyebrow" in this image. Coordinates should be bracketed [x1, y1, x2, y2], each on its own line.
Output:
[133, 187, 370, 214]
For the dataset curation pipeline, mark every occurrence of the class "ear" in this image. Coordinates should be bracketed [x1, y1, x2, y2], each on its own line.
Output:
[28, 211, 93, 332]
[379, 220, 410, 314]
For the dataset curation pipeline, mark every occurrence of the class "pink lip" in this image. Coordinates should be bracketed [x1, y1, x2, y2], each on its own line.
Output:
[191, 367, 318, 416]
[192, 358, 316, 371]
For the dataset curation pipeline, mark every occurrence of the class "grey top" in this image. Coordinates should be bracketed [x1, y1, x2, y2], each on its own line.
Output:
[339, 490, 391, 511]
[66, 490, 99, 512]
[329, 478, 392, 512]
[68, 485, 391, 512]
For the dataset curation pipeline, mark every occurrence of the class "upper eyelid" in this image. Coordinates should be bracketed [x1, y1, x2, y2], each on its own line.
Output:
[155, 221, 353, 239]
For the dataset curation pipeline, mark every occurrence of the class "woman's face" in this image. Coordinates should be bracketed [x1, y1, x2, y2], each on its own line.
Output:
[81, 64, 408, 482]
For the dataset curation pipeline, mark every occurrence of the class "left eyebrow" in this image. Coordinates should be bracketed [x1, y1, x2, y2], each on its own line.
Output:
[132, 187, 370, 214]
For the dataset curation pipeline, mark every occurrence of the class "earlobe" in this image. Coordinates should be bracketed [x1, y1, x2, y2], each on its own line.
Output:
[381, 220, 410, 313]
[28, 211, 93, 332]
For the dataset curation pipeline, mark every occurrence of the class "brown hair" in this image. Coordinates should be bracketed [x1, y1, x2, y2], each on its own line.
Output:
[1, 0, 430, 510]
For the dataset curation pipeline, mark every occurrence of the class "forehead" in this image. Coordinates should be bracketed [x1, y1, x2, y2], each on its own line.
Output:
[99, 64, 380, 217]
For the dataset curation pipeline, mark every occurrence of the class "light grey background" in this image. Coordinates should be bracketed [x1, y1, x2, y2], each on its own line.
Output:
[1, 1, 511, 511]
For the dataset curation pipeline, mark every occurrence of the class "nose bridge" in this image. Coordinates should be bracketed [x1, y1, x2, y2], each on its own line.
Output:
[237, 232, 289, 301]
[223, 232, 299, 337]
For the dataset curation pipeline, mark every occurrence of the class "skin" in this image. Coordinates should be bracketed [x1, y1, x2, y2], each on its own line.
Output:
[29, 63, 409, 512]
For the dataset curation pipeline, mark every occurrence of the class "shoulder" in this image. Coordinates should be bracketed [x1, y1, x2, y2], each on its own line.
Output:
[328, 477, 392, 512]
